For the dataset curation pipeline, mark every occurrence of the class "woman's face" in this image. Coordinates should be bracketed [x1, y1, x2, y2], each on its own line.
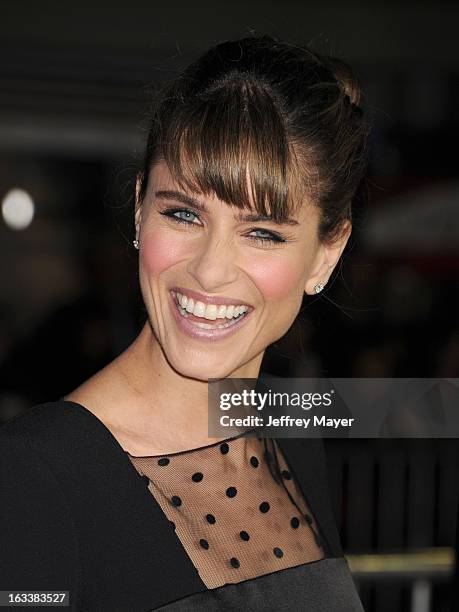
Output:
[136, 160, 348, 381]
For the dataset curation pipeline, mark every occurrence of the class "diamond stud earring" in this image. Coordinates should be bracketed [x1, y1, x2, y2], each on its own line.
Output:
[313, 283, 324, 294]
[133, 238, 139, 250]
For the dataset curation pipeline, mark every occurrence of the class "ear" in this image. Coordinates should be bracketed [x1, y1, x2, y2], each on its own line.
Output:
[304, 220, 352, 295]
[134, 173, 143, 238]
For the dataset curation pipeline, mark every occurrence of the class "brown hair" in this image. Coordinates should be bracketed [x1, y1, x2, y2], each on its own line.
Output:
[137, 35, 371, 244]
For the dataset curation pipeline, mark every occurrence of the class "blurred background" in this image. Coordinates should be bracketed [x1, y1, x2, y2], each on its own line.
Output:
[0, 2, 457, 610]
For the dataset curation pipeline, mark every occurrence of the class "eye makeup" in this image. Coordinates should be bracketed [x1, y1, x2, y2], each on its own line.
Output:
[159, 207, 289, 245]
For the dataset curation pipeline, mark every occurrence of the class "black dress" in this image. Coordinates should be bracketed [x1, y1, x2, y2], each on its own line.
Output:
[0, 400, 364, 611]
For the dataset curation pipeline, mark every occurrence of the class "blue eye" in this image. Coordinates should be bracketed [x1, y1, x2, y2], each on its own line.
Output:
[160, 208, 199, 225]
[247, 229, 285, 244]
[160, 207, 286, 244]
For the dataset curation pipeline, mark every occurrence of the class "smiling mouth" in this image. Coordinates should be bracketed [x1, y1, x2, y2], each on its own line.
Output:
[171, 290, 251, 330]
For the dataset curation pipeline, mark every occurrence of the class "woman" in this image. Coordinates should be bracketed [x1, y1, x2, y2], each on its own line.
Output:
[0, 35, 370, 610]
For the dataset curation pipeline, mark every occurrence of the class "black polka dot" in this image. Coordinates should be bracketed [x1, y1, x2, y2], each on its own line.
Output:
[240, 530, 250, 541]
[199, 538, 209, 550]
[206, 513, 216, 524]
[259, 501, 270, 513]
[290, 516, 300, 529]
[142, 475, 150, 486]
[192, 472, 204, 482]
[171, 495, 182, 507]
[158, 457, 170, 466]
[250, 456, 259, 468]
[226, 486, 237, 498]
[220, 442, 229, 454]
[273, 547, 284, 558]
[230, 557, 240, 568]
[304, 513, 313, 524]
[281, 469, 292, 480]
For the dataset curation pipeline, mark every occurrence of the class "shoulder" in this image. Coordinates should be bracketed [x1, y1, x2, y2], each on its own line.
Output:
[1, 399, 91, 434]
[1, 399, 137, 495]
[0, 404, 79, 542]
[0, 399, 117, 468]
[1, 399, 87, 444]
[0, 401, 87, 483]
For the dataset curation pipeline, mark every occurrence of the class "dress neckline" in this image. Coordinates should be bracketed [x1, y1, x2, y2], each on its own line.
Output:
[55, 399, 338, 557]
[124, 426, 260, 459]
[59, 398, 261, 460]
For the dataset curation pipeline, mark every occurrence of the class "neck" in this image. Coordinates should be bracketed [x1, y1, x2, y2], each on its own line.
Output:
[109, 320, 263, 454]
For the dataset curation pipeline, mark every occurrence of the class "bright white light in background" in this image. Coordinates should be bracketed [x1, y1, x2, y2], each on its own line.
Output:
[1, 188, 35, 230]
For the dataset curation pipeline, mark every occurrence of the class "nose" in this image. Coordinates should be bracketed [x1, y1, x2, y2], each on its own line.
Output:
[186, 230, 239, 292]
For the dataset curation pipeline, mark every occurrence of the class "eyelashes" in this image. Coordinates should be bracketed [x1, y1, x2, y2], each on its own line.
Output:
[159, 207, 287, 244]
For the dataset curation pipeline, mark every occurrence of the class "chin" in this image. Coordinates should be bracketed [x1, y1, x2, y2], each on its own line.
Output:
[167, 353, 237, 382]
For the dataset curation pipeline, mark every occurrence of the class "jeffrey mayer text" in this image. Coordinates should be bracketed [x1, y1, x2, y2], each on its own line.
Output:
[266, 415, 354, 428]
[220, 415, 355, 428]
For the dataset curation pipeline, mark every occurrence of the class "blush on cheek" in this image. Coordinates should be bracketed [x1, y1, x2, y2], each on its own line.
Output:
[248, 258, 305, 301]
[141, 232, 187, 275]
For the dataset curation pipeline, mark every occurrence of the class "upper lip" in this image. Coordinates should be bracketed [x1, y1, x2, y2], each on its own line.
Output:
[172, 286, 252, 308]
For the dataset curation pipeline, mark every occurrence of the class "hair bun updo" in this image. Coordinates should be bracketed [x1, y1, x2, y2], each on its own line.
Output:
[324, 56, 364, 117]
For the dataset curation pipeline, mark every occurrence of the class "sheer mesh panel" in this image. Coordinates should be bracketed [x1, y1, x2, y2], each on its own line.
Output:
[126, 429, 325, 589]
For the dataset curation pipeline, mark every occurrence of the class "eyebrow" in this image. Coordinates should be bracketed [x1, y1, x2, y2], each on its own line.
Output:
[154, 190, 300, 226]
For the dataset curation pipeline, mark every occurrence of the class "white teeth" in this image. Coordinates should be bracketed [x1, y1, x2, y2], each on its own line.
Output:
[185, 298, 194, 313]
[190, 320, 218, 329]
[205, 304, 218, 320]
[172, 291, 249, 321]
[192, 301, 206, 317]
[175, 304, 248, 329]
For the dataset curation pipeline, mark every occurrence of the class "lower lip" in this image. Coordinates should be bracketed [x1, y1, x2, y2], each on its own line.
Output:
[169, 292, 253, 341]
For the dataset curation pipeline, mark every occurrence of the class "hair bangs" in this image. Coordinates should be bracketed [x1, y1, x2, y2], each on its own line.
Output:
[160, 77, 304, 223]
